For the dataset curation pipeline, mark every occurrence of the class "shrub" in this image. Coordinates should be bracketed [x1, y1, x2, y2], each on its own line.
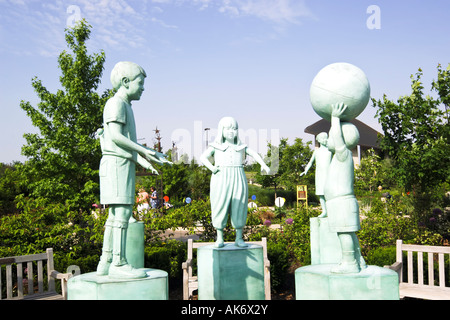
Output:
[358, 196, 443, 256]
[0, 196, 105, 275]
[144, 240, 187, 287]
[364, 245, 396, 267]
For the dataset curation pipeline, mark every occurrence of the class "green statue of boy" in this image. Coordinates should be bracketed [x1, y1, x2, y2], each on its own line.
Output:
[97, 61, 170, 279]
[324, 103, 366, 273]
[300, 132, 332, 218]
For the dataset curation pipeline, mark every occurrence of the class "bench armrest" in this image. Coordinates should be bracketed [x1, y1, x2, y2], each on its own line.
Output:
[182, 258, 193, 270]
[50, 270, 72, 281]
[50, 265, 80, 300]
[384, 261, 402, 272]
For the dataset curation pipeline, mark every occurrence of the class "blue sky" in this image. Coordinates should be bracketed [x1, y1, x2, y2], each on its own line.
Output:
[0, 0, 449, 164]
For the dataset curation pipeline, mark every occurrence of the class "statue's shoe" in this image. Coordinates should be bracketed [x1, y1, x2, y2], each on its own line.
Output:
[359, 257, 368, 270]
[215, 239, 224, 248]
[235, 238, 248, 248]
[108, 264, 147, 279]
[96, 257, 111, 276]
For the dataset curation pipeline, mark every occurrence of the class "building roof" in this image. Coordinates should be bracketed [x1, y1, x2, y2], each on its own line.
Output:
[304, 119, 382, 149]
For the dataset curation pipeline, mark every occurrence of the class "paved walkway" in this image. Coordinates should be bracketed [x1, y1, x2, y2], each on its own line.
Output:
[162, 224, 282, 242]
[162, 227, 201, 242]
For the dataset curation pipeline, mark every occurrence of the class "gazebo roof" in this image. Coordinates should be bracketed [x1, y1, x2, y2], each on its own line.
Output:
[304, 119, 382, 149]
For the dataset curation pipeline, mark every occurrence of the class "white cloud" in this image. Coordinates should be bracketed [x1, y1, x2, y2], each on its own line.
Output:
[67, 0, 150, 52]
[151, 17, 178, 29]
[219, 0, 239, 16]
[149, 0, 313, 25]
[0, 0, 67, 57]
[0, 0, 313, 58]
[219, 0, 314, 24]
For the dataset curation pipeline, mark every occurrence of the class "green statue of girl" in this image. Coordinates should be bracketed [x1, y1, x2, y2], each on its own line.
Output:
[200, 117, 271, 248]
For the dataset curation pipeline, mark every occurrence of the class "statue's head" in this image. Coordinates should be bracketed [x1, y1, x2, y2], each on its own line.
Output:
[316, 132, 328, 147]
[111, 61, 147, 101]
[214, 116, 241, 145]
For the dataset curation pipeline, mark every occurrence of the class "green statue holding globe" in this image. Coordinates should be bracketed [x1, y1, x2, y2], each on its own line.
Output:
[310, 62, 370, 274]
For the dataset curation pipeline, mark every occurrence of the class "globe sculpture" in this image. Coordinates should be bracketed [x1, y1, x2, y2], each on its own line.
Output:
[310, 62, 371, 121]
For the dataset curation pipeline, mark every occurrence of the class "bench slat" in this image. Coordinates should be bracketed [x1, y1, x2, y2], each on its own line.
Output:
[37, 260, 43, 293]
[428, 253, 434, 286]
[27, 261, 34, 294]
[0, 253, 47, 264]
[407, 250, 413, 284]
[402, 244, 450, 254]
[438, 253, 445, 288]
[6, 264, 12, 299]
[418, 252, 423, 286]
[17, 263, 23, 299]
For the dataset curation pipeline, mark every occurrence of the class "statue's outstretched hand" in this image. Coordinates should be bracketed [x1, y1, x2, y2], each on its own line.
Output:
[331, 102, 348, 118]
[261, 164, 271, 175]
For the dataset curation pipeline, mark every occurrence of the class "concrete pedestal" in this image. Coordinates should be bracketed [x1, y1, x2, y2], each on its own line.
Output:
[67, 268, 168, 300]
[310, 217, 341, 264]
[197, 243, 265, 300]
[67, 221, 164, 300]
[295, 264, 399, 300]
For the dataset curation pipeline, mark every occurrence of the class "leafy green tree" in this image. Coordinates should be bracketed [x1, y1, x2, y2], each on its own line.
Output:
[355, 148, 382, 193]
[255, 138, 314, 191]
[20, 20, 112, 210]
[187, 160, 211, 200]
[372, 64, 450, 217]
[0, 162, 28, 216]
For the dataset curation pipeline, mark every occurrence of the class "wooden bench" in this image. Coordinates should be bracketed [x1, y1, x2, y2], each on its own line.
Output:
[385, 240, 450, 300]
[0, 248, 80, 300]
[182, 237, 271, 300]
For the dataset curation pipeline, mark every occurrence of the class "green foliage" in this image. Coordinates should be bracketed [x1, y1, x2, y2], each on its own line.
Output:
[248, 184, 317, 207]
[358, 197, 444, 256]
[355, 148, 383, 193]
[0, 162, 28, 216]
[266, 240, 290, 290]
[0, 196, 105, 273]
[372, 64, 450, 218]
[139, 159, 211, 203]
[255, 138, 314, 191]
[277, 207, 317, 265]
[144, 240, 187, 286]
[364, 246, 396, 267]
[19, 19, 113, 211]
[142, 198, 211, 242]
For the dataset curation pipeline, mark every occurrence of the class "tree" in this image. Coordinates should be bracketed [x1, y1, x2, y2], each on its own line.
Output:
[255, 138, 314, 191]
[372, 64, 450, 217]
[355, 149, 382, 193]
[20, 20, 112, 210]
[0, 162, 28, 216]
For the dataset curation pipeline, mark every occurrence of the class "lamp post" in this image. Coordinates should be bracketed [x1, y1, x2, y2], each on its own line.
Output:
[204, 127, 210, 150]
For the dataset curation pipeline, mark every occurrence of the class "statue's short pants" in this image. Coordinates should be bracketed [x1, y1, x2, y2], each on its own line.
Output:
[326, 195, 360, 233]
[100, 155, 135, 205]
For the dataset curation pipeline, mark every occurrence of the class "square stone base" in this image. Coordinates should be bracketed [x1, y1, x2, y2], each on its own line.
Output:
[295, 264, 399, 300]
[67, 268, 168, 300]
[197, 244, 265, 300]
